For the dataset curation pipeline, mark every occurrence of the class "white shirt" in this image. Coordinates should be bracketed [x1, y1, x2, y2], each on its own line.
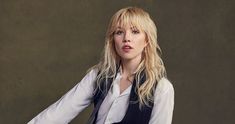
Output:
[28, 69, 174, 124]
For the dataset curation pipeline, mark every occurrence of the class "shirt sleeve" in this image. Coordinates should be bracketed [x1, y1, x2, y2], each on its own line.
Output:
[149, 77, 175, 124]
[28, 69, 98, 124]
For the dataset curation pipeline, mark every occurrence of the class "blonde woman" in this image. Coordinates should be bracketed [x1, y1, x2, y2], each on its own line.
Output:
[28, 7, 174, 124]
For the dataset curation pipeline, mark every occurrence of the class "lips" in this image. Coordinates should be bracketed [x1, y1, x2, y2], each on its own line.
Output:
[122, 44, 133, 52]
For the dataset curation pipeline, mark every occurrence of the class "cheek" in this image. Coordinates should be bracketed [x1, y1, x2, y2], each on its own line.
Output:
[136, 37, 147, 50]
[114, 42, 118, 52]
[114, 37, 122, 48]
[113, 40, 121, 54]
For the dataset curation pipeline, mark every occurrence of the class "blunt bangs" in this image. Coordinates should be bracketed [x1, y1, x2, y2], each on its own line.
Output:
[110, 7, 148, 34]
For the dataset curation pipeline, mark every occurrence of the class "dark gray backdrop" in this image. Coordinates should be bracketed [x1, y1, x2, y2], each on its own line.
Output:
[0, 0, 234, 124]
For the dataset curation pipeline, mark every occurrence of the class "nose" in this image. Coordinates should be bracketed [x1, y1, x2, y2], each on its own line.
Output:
[123, 31, 131, 42]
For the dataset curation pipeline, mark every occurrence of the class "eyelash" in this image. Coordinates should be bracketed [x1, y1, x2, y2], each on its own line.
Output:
[132, 30, 139, 34]
[115, 30, 140, 35]
[115, 30, 124, 35]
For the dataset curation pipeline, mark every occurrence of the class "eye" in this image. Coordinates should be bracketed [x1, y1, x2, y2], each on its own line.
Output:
[115, 30, 124, 35]
[132, 30, 140, 34]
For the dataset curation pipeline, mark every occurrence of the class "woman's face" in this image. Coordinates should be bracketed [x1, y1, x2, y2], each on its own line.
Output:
[113, 24, 147, 62]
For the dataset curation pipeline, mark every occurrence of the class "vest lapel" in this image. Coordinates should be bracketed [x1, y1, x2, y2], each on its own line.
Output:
[88, 70, 155, 124]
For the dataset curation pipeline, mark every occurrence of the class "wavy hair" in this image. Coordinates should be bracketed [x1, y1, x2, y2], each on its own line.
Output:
[89, 6, 166, 107]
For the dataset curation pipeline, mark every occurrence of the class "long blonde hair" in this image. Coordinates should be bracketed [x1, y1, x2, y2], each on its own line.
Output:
[89, 6, 166, 107]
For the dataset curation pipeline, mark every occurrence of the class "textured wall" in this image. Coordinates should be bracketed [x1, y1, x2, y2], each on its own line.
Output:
[0, 0, 234, 124]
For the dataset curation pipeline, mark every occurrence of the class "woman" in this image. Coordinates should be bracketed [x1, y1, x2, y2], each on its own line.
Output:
[28, 6, 174, 124]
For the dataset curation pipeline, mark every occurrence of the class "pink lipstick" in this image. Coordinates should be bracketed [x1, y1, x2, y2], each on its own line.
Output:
[122, 44, 133, 52]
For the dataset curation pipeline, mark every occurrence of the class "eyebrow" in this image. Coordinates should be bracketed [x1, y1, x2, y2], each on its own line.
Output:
[116, 26, 138, 30]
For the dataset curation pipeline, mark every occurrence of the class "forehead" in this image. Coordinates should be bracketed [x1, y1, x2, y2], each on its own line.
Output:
[114, 20, 142, 31]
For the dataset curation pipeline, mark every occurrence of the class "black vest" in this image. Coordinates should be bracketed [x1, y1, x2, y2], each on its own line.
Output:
[87, 71, 156, 124]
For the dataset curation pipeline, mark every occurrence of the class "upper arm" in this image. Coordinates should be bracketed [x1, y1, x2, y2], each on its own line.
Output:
[28, 69, 98, 124]
[149, 78, 175, 124]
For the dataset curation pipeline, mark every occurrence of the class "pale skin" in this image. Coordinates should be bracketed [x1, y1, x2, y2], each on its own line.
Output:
[113, 24, 147, 94]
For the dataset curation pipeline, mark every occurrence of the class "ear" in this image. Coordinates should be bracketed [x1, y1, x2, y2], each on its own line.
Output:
[145, 40, 148, 46]
[144, 33, 149, 47]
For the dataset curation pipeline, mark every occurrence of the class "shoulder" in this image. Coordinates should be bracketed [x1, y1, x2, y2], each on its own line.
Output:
[78, 68, 98, 87]
[84, 68, 99, 79]
[155, 77, 174, 95]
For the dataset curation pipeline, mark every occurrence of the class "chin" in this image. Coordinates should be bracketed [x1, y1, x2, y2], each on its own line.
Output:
[118, 52, 142, 61]
[120, 55, 137, 61]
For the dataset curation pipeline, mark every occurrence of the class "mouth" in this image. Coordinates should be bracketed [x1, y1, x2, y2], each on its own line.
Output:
[122, 45, 133, 49]
[122, 45, 133, 52]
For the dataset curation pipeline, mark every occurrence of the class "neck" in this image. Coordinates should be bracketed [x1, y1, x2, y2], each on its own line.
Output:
[120, 56, 142, 77]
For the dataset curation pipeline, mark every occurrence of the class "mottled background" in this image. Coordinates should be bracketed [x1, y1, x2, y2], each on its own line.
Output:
[0, 0, 234, 124]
